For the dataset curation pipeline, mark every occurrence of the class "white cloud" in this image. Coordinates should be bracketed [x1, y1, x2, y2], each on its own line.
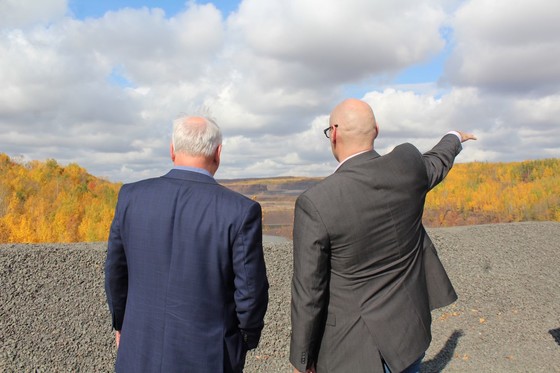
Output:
[0, 0, 558, 183]
[362, 87, 560, 163]
[228, 0, 446, 87]
[446, 0, 560, 94]
[0, 0, 67, 29]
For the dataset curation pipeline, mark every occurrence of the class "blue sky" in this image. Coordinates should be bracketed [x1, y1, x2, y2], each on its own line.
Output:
[69, 0, 239, 19]
[1, 0, 559, 182]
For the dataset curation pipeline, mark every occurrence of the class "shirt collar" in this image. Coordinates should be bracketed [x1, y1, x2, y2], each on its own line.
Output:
[173, 165, 213, 178]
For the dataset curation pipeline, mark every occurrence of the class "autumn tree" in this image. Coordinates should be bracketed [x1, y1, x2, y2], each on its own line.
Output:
[0, 154, 120, 243]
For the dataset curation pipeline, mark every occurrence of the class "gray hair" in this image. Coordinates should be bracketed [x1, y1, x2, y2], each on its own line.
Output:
[172, 115, 222, 157]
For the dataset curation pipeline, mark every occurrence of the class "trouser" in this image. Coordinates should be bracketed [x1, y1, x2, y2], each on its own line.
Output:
[382, 352, 425, 373]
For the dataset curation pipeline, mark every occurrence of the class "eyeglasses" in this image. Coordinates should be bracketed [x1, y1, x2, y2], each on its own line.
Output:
[323, 124, 338, 138]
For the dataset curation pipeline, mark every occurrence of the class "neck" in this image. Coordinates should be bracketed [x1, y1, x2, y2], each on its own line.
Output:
[173, 154, 216, 176]
[337, 146, 373, 163]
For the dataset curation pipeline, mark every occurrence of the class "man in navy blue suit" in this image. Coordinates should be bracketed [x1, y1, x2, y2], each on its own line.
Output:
[105, 115, 269, 373]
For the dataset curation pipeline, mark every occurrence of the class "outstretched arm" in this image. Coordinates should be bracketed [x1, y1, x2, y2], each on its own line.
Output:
[423, 131, 476, 190]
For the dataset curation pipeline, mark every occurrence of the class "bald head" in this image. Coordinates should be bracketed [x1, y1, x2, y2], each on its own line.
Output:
[328, 99, 379, 161]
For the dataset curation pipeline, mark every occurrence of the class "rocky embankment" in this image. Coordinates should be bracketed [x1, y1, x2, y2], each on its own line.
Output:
[1, 222, 559, 372]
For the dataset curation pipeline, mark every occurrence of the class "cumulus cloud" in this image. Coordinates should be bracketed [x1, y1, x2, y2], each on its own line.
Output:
[445, 0, 560, 94]
[219, 0, 448, 125]
[0, 0, 558, 183]
[230, 0, 445, 84]
[363, 86, 560, 163]
[0, 0, 67, 29]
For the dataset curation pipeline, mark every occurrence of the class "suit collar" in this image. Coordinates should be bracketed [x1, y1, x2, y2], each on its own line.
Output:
[335, 150, 380, 173]
[335, 150, 370, 172]
[162, 169, 217, 184]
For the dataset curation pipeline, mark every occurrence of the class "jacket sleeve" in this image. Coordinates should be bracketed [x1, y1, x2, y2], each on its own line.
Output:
[232, 201, 269, 350]
[104, 188, 128, 331]
[423, 133, 463, 190]
[290, 194, 330, 371]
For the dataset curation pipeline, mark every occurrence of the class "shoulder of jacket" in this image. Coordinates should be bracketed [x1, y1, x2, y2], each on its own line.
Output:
[120, 176, 161, 190]
[385, 143, 423, 163]
[216, 183, 261, 207]
[297, 174, 339, 203]
[393, 142, 420, 154]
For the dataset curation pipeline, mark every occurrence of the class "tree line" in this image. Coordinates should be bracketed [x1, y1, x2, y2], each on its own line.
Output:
[424, 158, 560, 226]
[0, 153, 558, 243]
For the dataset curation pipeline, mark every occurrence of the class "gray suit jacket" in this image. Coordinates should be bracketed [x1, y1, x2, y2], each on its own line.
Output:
[290, 134, 461, 372]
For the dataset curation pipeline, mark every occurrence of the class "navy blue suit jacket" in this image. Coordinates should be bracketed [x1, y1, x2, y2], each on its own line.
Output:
[105, 169, 269, 373]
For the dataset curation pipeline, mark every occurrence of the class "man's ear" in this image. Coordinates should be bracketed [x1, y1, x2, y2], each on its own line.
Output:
[331, 125, 338, 143]
[170, 143, 176, 162]
[214, 144, 222, 168]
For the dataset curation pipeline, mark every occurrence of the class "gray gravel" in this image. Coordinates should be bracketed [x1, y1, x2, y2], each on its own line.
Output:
[1, 222, 559, 372]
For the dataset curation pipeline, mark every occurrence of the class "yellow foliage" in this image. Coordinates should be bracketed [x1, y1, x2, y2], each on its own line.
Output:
[1, 153, 558, 242]
[0, 154, 120, 243]
[425, 159, 560, 226]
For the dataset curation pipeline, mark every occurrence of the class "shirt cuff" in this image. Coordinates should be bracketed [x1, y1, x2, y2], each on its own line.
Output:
[446, 131, 461, 142]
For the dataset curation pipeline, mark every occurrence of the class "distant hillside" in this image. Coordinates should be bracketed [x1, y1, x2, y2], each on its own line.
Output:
[220, 176, 321, 196]
[0, 154, 121, 243]
[223, 159, 560, 237]
[1, 153, 558, 243]
[424, 159, 560, 226]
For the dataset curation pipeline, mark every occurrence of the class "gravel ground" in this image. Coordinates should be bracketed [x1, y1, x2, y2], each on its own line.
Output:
[1, 221, 559, 372]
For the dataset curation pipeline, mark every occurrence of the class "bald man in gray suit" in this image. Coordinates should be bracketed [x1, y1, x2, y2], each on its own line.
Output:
[290, 99, 476, 373]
